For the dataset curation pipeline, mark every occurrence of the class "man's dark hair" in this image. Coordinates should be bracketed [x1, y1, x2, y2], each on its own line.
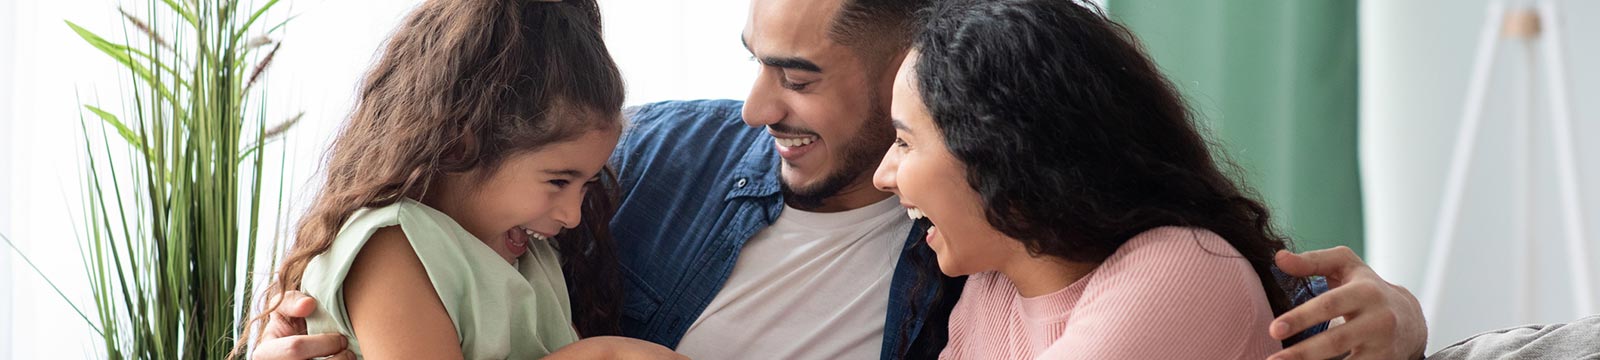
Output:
[829, 0, 931, 64]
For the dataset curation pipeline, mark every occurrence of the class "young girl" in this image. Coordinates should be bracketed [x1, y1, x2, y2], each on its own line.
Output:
[875, 0, 1299, 358]
[241, 0, 679, 358]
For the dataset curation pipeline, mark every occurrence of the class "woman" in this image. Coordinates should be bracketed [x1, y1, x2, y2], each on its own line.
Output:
[874, 0, 1300, 358]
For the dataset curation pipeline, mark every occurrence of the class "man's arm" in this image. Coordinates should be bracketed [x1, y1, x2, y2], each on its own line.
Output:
[1268, 247, 1428, 360]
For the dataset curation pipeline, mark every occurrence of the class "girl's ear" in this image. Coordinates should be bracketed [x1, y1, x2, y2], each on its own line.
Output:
[437, 124, 484, 173]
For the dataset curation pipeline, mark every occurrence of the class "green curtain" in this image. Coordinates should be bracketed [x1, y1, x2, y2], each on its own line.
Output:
[1108, 1, 1363, 253]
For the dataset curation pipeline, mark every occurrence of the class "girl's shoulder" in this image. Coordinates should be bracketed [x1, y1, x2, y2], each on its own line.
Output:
[303, 199, 488, 316]
[339, 199, 461, 239]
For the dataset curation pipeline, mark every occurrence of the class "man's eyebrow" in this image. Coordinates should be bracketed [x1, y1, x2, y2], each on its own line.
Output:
[742, 34, 824, 73]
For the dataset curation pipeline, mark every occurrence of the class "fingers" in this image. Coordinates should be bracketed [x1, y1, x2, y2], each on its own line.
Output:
[274, 290, 319, 318]
[1269, 307, 1396, 360]
[326, 349, 357, 360]
[1270, 281, 1383, 340]
[1274, 246, 1363, 280]
[263, 291, 317, 340]
[265, 309, 306, 339]
[251, 333, 349, 360]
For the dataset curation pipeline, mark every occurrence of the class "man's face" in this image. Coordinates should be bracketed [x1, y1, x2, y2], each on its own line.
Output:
[741, 0, 897, 211]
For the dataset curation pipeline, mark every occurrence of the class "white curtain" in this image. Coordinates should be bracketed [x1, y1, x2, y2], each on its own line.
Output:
[1361, 0, 1600, 352]
[1, 0, 753, 358]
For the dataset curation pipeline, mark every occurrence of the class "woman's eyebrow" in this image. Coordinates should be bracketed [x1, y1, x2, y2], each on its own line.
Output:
[892, 118, 914, 133]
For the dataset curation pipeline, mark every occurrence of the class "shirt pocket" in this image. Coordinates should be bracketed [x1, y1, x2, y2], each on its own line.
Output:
[620, 263, 664, 336]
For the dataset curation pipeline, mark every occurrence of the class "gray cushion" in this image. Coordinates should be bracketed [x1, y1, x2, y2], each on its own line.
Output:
[1428, 315, 1600, 359]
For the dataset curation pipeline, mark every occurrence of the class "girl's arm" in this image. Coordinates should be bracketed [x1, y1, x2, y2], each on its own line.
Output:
[343, 226, 464, 360]
[545, 336, 689, 360]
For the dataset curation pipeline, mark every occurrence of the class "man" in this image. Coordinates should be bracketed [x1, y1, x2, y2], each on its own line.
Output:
[253, 0, 1433, 359]
[264, 0, 953, 359]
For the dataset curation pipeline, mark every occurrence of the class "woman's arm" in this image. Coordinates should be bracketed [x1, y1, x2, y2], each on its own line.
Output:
[343, 226, 464, 360]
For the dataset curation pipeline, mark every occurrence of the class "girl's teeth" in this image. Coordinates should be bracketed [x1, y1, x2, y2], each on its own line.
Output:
[520, 227, 550, 242]
[906, 208, 925, 220]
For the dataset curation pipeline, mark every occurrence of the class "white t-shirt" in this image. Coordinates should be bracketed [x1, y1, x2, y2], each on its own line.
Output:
[674, 196, 912, 360]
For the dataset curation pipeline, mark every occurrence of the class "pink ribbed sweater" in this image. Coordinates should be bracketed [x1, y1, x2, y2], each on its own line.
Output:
[939, 227, 1282, 360]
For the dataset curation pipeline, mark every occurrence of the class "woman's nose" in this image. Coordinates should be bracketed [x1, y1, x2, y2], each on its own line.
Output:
[873, 147, 900, 193]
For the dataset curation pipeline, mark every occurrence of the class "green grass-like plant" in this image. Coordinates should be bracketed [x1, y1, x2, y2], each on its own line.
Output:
[3, 1, 297, 358]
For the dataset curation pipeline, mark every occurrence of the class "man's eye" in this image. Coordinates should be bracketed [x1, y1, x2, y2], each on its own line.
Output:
[781, 78, 811, 91]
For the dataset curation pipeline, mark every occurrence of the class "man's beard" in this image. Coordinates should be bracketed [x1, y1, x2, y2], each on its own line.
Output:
[780, 98, 894, 211]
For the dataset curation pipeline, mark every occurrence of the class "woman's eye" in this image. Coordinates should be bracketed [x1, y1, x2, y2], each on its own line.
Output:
[549, 179, 571, 189]
[894, 137, 909, 149]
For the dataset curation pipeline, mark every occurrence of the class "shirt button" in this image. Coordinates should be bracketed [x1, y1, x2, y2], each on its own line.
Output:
[736, 178, 748, 188]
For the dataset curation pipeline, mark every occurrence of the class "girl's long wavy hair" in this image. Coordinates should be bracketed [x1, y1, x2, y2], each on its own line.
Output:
[235, 0, 626, 356]
[898, 2, 1304, 356]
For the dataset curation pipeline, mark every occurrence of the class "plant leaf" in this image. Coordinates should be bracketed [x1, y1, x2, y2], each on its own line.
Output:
[65, 21, 188, 106]
[230, 0, 281, 50]
[2, 232, 105, 336]
[159, 0, 199, 28]
[83, 105, 150, 158]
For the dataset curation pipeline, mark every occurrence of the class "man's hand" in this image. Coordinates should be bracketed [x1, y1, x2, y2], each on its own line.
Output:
[1268, 247, 1427, 360]
[251, 291, 353, 360]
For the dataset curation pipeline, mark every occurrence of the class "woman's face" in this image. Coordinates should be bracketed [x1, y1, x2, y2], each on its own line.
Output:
[431, 126, 620, 265]
[873, 53, 1018, 276]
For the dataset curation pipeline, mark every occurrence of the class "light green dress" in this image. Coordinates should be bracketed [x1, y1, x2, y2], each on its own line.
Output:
[302, 199, 579, 359]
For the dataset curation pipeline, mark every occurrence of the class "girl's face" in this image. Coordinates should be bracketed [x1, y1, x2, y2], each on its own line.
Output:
[431, 126, 621, 264]
[873, 54, 1019, 277]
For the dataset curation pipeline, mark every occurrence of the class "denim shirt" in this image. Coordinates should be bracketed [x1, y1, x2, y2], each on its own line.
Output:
[607, 99, 1325, 359]
[608, 99, 957, 359]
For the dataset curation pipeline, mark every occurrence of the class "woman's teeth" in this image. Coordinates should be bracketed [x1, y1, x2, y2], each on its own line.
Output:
[775, 136, 816, 147]
[907, 208, 926, 220]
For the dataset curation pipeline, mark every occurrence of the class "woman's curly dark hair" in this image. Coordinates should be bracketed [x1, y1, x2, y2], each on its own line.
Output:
[910, 0, 1300, 317]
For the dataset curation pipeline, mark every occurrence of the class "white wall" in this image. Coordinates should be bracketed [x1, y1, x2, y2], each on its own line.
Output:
[1361, 0, 1600, 352]
[0, 0, 754, 358]
[4, 0, 124, 357]
[0, 0, 15, 354]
